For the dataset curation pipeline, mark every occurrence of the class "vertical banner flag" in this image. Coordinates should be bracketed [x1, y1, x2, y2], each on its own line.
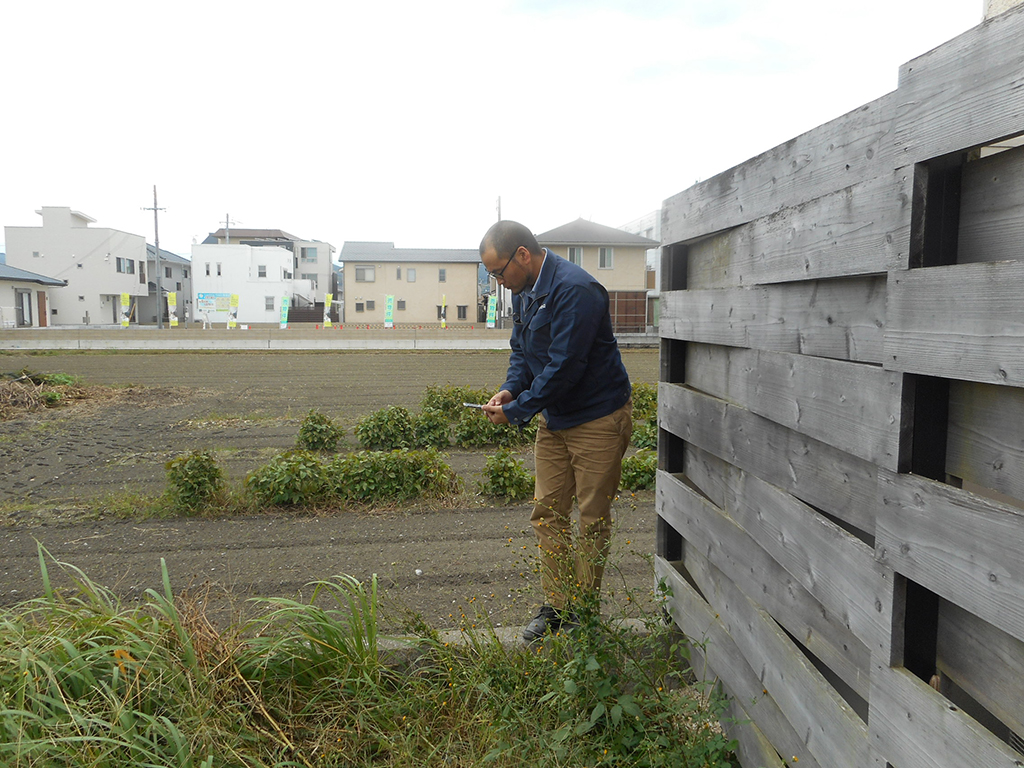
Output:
[323, 293, 333, 328]
[228, 294, 239, 329]
[280, 295, 290, 329]
[487, 295, 497, 328]
[168, 292, 178, 327]
[440, 294, 447, 329]
[384, 295, 394, 329]
[120, 293, 131, 328]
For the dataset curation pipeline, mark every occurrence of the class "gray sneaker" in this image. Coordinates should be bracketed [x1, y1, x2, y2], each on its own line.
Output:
[522, 605, 578, 643]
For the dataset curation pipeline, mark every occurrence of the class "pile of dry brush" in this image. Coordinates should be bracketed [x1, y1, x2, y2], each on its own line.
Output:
[0, 371, 88, 420]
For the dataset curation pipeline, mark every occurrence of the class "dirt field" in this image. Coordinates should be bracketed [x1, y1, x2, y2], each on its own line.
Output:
[0, 349, 660, 631]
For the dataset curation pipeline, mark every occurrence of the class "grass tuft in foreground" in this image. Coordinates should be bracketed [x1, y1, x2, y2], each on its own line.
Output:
[0, 548, 736, 768]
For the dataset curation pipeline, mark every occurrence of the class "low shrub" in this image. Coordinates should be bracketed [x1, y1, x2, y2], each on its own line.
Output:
[632, 418, 657, 450]
[480, 448, 534, 501]
[631, 381, 658, 422]
[296, 408, 345, 452]
[413, 410, 452, 449]
[620, 449, 657, 491]
[245, 450, 329, 506]
[453, 409, 535, 448]
[327, 449, 462, 503]
[355, 405, 416, 450]
[165, 449, 223, 512]
[421, 383, 493, 420]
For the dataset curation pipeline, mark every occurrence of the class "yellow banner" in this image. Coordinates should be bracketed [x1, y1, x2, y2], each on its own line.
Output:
[120, 293, 130, 328]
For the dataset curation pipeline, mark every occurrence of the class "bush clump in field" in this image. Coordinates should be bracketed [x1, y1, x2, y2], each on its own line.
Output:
[620, 449, 657, 491]
[165, 449, 223, 512]
[479, 448, 534, 501]
[355, 405, 416, 450]
[296, 408, 346, 452]
[2, 552, 737, 768]
[0, 370, 88, 419]
[245, 450, 329, 506]
[420, 383, 493, 420]
[327, 448, 462, 503]
[631, 381, 657, 422]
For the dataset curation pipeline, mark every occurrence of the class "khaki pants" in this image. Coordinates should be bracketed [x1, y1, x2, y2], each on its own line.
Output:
[530, 400, 633, 610]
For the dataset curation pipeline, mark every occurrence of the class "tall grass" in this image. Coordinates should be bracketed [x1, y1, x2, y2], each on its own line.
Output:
[0, 548, 735, 767]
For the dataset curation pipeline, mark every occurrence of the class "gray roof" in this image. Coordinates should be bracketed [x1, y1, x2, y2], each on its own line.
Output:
[147, 244, 189, 264]
[340, 241, 479, 264]
[536, 218, 660, 247]
[0, 263, 65, 287]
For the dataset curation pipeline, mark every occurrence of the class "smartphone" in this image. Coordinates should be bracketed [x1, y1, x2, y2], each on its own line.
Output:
[462, 402, 484, 409]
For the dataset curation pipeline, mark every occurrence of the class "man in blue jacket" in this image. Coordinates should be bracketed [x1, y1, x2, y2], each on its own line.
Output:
[480, 220, 633, 643]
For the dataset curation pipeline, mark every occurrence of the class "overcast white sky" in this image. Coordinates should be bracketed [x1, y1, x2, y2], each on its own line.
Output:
[2, 0, 981, 259]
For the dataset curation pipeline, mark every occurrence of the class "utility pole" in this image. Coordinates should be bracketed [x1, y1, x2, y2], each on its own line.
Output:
[142, 186, 166, 329]
[222, 213, 234, 244]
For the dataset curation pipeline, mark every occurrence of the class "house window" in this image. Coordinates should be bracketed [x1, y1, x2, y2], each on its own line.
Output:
[78, 296, 85, 301]
[397, 300, 406, 311]
[265, 296, 275, 311]
[301, 273, 318, 289]
[216, 263, 222, 276]
[183, 268, 189, 278]
[258, 265, 267, 278]
[396, 267, 402, 279]
[176, 282, 182, 291]
[164, 266, 172, 279]
[437, 305, 445, 320]
[439, 268, 446, 282]
[457, 305, 467, 320]
[599, 247, 613, 269]
[355, 302, 365, 313]
[116, 257, 135, 274]
[77, 263, 83, 269]
[568, 247, 582, 266]
[300, 247, 318, 262]
[32, 251, 40, 258]
[366, 300, 375, 311]
[355, 265, 375, 282]
[407, 268, 416, 282]
[205, 263, 211, 276]
[139, 265, 146, 284]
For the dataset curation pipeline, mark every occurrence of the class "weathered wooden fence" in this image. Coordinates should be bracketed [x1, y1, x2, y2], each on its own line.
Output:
[655, 8, 1024, 767]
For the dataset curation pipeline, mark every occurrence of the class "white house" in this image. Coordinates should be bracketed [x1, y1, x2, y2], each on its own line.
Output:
[190, 243, 314, 326]
[4, 207, 149, 326]
[0, 263, 66, 328]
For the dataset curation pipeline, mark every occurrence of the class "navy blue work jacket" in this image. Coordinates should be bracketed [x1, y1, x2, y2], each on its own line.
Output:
[500, 250, 631, 430]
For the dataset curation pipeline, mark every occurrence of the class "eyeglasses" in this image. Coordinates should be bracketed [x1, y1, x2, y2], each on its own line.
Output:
[488, 246, 521, 280]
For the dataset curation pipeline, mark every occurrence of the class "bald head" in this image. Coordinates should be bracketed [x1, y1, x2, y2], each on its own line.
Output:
[479, 220, 542, 260]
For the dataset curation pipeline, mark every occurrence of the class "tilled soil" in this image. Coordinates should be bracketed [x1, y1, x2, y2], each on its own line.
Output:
[0, 349, 659, 631]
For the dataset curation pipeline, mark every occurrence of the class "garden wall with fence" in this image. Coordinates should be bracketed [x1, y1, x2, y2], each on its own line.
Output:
[654, 7, 1024, 767]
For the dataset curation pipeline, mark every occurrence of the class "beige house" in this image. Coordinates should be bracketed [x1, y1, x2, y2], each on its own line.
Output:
[536, 218, 658, 332]
[0, 263, 65, 328]
[339, 242, 479, 326]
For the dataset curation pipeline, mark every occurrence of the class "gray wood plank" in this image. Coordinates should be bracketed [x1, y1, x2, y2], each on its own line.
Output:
[679, 548, 869, 768]
[869, 664, 1024, 768]
[681, 451, 887, 651]
[958, 143, 1024, 265]
[659, 382, 879, 532]
[947, 379, 1024, 503]
[655, 557, 823, 768]
[719, 696, 787, 768]
[876, 469, 1024, 644]
[662, 92, 896, 245]
[658, 470, 871, 700]
[884, 260, 1024, 388]
[686, 171, 910, 290]
[685, 344, 904, 469]
[661, 275, 886, 364]
[894, 4, 1024, 165]
[937, 599, 1024, 738]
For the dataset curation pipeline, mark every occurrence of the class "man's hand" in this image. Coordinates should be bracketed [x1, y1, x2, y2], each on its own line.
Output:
[482, 389, 512, 425]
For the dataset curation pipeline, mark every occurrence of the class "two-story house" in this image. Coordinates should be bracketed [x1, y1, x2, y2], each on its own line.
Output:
[203, 228, 336, 313]
[4, 207, 150, 326]
[536, 218, 658, 333]
[190, 243, 315, 327]
[138, 245, 194, 325]
[339, 241, 479, 326]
